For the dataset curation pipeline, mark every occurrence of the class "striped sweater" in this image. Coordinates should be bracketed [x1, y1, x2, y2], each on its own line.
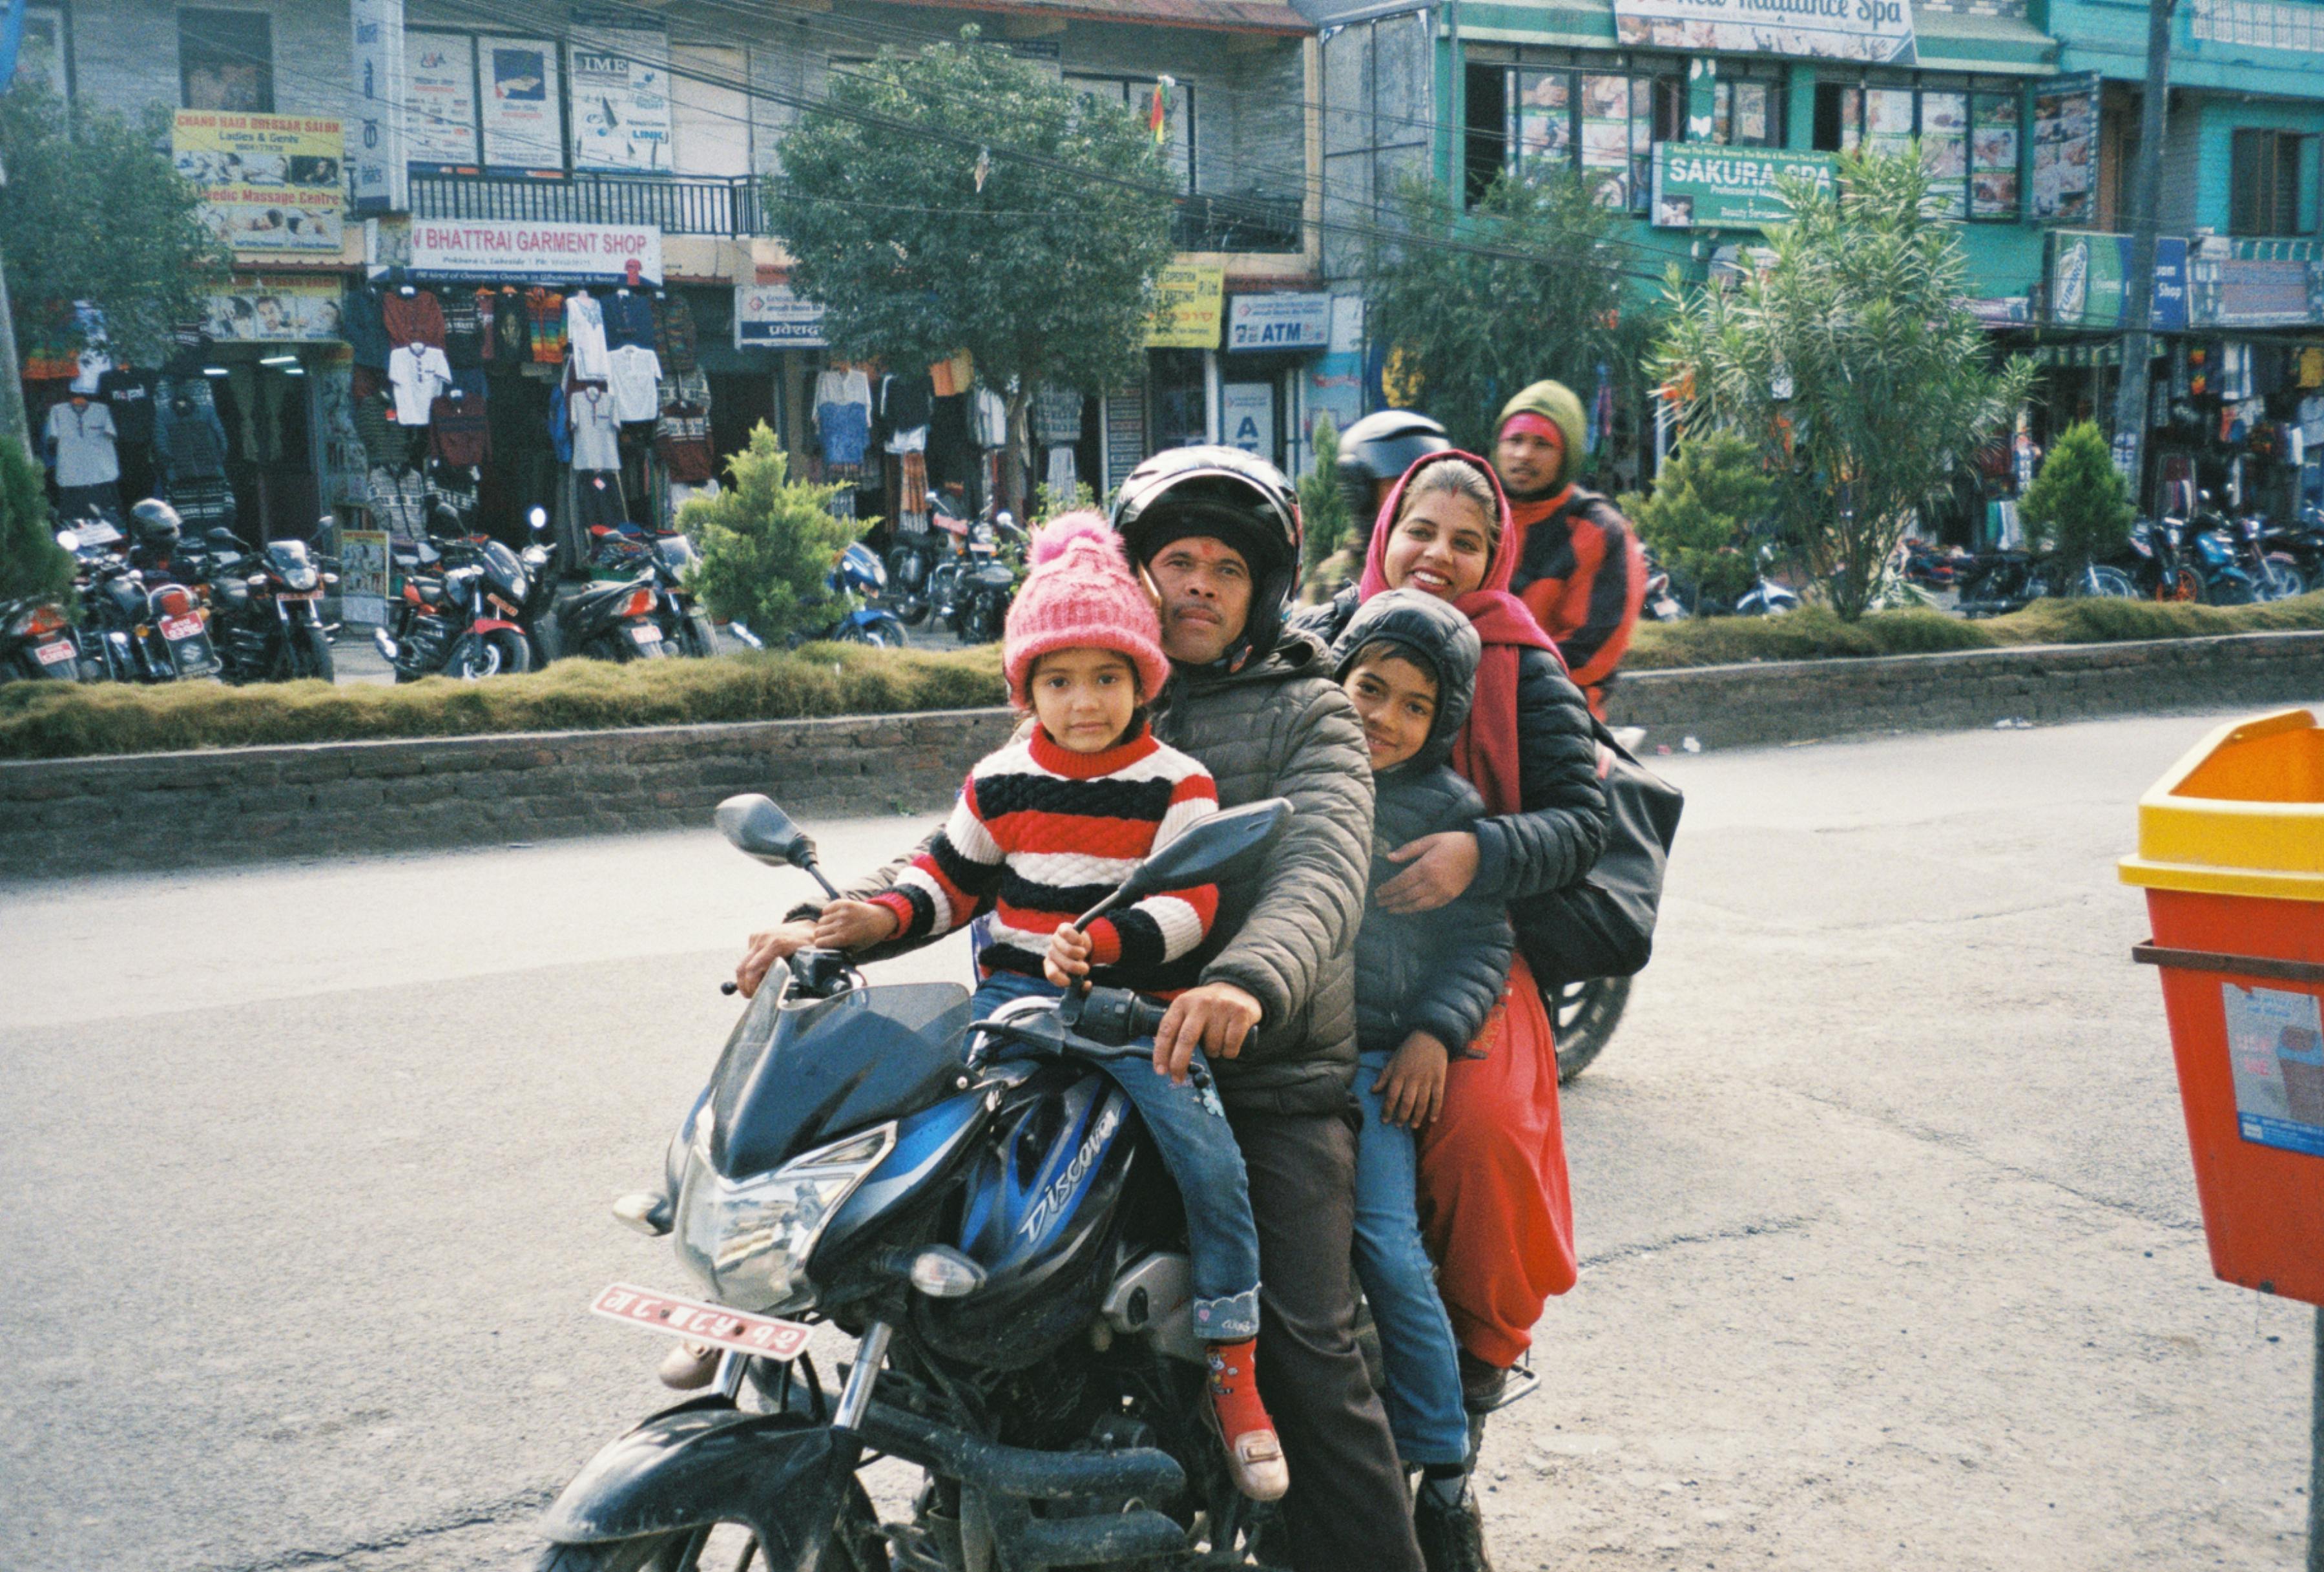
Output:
[871, 724, 1220, 992]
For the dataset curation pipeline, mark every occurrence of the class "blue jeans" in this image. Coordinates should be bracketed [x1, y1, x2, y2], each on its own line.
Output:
[971, 970, 1261, 1341]
[1353, 1050, 1471, 1467]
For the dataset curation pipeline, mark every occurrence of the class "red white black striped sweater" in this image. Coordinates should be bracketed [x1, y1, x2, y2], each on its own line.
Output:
[871, 723, 1220, 992]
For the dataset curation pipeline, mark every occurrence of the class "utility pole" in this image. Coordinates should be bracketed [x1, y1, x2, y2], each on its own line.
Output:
[2108, 0, 2175, 496]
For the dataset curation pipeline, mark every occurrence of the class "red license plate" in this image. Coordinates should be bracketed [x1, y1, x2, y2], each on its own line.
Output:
[32, 638, 74, 665]
[161, 614, 204, 641]
[589, 1283, 813, 1361]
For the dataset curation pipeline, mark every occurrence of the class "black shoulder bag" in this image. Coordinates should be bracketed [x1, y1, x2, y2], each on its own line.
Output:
[1513, 719, 1684, 988]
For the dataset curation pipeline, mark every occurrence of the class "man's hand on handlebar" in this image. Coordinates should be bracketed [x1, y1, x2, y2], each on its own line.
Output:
[735, 920, 816, 998]
[1152, 981, 1261, 1086]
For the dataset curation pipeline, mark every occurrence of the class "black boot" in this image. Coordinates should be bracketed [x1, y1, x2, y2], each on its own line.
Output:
[1457, 1350, 1506, 1467]
[1414, 1474, 1496, 1572]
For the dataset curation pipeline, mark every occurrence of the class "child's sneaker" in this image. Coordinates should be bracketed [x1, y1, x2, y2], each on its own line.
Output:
[1205, 1339, 1289, 1501]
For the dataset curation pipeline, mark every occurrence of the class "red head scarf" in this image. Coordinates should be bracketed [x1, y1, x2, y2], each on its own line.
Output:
[1358, 450, 1563, 815]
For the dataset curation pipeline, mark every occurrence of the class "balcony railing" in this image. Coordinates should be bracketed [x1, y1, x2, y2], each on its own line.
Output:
[410, 173, 762, 237]
[410, 173, 1305, 255]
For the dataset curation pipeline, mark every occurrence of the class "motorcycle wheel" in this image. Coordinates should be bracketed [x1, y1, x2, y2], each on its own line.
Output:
[840, 614, 909, 649]
[2157, 567, 2203, 603]
[532, 1482, 886, 1571]
[293, 623, 336, 683]
[1545, 974, 1632, 1084]
[2079, 565, 2139, 599]
[685, 613, 719, 659]
[2259, 558, 2307, 600]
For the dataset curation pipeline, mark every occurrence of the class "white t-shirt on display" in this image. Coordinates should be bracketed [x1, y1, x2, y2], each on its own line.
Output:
[606, 346, 663, 424]
[388, 344, 453, 425]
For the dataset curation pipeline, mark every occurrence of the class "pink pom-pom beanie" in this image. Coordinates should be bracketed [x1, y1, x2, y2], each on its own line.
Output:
[1002, 510, 1171, 708]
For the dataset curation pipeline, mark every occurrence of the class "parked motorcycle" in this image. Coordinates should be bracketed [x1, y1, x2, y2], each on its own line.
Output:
[376, 525, 539, 680]
[68, 530, 223, 684]
[2258, 505, 2324, 591]
[2225, 510, 2305, 600]
[802, 540, 909, 648]
[538, 794, 1293, 1571]
[0, 543, 86, 682]
[202, 529, 341, 684]
[885, 527, 938, 629]
[589, 523, 718, 658]
[928, 512, 1024, 645]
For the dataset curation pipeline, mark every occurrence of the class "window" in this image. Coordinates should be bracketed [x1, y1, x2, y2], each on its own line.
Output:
[1709, 76, 1785, 149]
[17, 4, 70, 100]
[1506, 61, 1683, 212]
[1813, 79, 2020, 220]
[1067, 74, 1194, 193]
[2232, 129, 2317, 236]
[180, 9, 272, 112]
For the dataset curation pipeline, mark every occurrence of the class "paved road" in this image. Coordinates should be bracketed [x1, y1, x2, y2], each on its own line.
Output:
[2, 710, 2314, 1571]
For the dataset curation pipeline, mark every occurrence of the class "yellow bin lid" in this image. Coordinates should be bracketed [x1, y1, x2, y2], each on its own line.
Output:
[2119, 708, 2324, 901]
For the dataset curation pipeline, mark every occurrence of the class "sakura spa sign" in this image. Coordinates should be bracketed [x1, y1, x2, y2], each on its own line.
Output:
[407, 221, 664, 286]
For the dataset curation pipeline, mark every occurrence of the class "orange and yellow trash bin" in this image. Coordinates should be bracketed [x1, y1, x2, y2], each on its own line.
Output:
[2121, 707, 2324, 1307]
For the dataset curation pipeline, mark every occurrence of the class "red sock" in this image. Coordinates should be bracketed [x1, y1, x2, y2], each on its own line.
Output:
[1207, 1338, 1275, 1440]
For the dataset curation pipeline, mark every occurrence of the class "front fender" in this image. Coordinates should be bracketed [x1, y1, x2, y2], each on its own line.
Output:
[539, 1398, 852, 1563]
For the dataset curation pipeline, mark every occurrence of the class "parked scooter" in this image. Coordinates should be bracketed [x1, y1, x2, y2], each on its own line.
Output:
[800, 540, 909, 647]
[537, 793, 1292, 1571]
[0, 541, 87, 682]
[201, 525, 341, 684]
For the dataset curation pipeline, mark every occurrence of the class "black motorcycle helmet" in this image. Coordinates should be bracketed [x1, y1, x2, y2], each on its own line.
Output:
[129, 498, 183, 552]
[1335, 410, 1450, 545]
[1112, 445, 1302, 662]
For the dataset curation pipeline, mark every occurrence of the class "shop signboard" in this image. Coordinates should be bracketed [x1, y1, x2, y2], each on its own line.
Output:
[1227, 292, 1331, 352]
[339, 528, 391, 627]
[2189, 253, 2324, 328]
[2029, 74, 2101, 225]
[1650, 144, 1835, 229]
[405, 30, 479, 170]
[569, 11, 670, 174]
[734, 283, 827, 348]
[480, 37, 565, 174]
[1221, 382, 1275, 459]
[1146, 260, 1225, 349]
[409, 220, 662, 285]
[2047, 231, 2188, 330]
[173, 112, 346, 255]
[1304, 293, 1365, 437]
[351, 0, 408, 213]
[1613, 0, 1914, 63]
[205, 275, 346, 341]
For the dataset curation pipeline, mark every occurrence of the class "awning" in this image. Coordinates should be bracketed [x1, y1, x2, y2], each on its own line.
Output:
[1457, 0, 2057, 70]
[903, 0, 1314, 35]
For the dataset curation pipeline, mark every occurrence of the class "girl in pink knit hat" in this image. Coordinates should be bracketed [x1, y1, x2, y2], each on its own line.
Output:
[811, 511, 1288, 1502]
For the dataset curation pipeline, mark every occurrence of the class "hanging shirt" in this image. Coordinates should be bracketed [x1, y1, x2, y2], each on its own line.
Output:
[45, 400, 119, 487]
[526, 289, 567, 364]
[566, 293, 610, 381]
[973, 388, 1010, 449]
[603, 290, 657, 353]
[605, 345, 664, 424]
[429, 392, 492, 465]
[154, 397, 229, 481]
[491, 288, 530, 363]
[441, 293, 485, 369]
[654, 401, 715, 483]
[388, 344, 454, 425]
[343, 286, 391, 369]
[381, 289, 446, 350]
[654, 294, 699, 375]
[96, 368, 160, 449]
[1033, 386, 1083, 447]
[568, 386, 622, 471]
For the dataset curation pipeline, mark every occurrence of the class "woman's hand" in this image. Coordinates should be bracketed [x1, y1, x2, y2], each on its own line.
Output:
[1044, 923, 1095, 987]
[1376, 832, 1481, 913]
[1373, 1031, 1449, 1128]
[735, 920, 816, 999]
[813, 899, 900, 952]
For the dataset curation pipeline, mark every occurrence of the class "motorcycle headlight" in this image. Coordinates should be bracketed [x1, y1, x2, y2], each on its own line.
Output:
[672, 1122, 896, 1314]
[284, 565, 320, 591]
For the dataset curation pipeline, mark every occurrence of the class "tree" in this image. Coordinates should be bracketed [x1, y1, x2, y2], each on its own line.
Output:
[0, 89, 226, 366]
[1298, 412, 1351, 574]
[1654, 149, 2035, 620]
[681, 425, 863, 646]
[1363, 171, 1650, 454]
[765, 31, 1176, 519]
[0, 434, 67, 603]
[2018, 420, 2133, 579]
[1621, 431, 1771, 609]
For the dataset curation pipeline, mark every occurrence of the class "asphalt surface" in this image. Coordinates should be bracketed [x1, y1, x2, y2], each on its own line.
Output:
[2, 709, 2316, 1571]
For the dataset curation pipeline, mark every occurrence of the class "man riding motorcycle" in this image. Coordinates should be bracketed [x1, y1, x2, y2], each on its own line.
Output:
[1305, 410, 1452, 607]
[740, 447, 1422, 1572]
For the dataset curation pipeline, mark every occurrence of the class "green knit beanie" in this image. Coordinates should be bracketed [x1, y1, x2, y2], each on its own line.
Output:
[1495, 381, 1588, 490]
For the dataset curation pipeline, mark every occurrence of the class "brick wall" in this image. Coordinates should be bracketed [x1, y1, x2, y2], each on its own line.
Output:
[10, 633, 2324, 879]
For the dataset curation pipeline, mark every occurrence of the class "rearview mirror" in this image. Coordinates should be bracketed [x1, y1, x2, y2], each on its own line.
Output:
[1081, 798, 1291, 926]
[716, 793, 817, 870]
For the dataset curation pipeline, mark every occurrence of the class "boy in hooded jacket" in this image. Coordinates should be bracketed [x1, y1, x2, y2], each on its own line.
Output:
[1333, 589, 1514, 1567]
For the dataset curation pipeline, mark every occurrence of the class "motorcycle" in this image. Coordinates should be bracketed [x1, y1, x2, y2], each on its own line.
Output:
[539, 793, 1293, 1571]
[2225, 510, 2305, 600]
[2188, 507, 2260, 604]
[589, 523, 719, 658]
[928, 512, 1024, 645]
[68, 529, 223, 684]
[200, 529, 340, 684]
[802, 541, 909, 648]
[885, 528, 939, 629]
[2258, 505, 2324, 591]
[376, 530, 539, 680]
[0, 538, 87, 682]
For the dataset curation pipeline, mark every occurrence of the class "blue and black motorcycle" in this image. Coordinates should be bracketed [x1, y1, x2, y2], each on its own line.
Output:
[539, 793, 1291, 1572]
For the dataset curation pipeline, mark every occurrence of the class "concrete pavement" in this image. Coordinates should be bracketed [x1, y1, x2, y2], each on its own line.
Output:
[0, 709, 2313, 1570]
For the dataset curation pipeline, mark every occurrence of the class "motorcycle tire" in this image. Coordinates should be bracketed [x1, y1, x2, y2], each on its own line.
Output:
[685, 613, 719, 660]
[840, 614, 908, 649]
[532, 1480, 885, 1571]
[2079, 565, 2138, 600]
[2157, 567, 2202, 604]
[293, 623, 336, 683]
[1545, 974, 1632, 1084]
[2259, 558, 2307, 600]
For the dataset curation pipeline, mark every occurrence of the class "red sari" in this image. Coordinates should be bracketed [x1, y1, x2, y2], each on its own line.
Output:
[1358, 452, 1580, 1367]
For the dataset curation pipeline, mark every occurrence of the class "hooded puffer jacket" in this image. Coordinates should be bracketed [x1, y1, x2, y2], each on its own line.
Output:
[1286, 454, 1606, 910]
[1333, 592, 1514, 1060]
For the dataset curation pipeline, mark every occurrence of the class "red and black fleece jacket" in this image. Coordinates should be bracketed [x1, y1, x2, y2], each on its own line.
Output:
[870, 723, 1221, 994]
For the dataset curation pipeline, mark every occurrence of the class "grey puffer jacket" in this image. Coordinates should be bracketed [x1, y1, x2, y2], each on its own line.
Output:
[804, 632, 1374, 1117]
[1146, 631, 1375, 1115]
[1332, 593, 1513, 1060]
